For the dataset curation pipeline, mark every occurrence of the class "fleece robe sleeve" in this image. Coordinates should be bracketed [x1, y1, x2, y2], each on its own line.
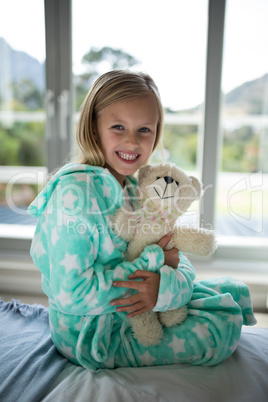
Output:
[152, 252, 196, 312]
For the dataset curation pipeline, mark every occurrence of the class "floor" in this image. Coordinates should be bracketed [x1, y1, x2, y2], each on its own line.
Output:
[1, 292, 268, 328]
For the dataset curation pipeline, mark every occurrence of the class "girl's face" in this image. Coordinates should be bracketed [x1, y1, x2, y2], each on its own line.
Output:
[94, 94, 159, 187]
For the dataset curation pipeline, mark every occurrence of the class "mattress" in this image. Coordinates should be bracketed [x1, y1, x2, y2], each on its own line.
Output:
[1, 299, 267, 402]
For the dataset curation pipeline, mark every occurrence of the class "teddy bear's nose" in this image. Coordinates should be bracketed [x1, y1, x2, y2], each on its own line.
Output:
[164, 176, 174, 184]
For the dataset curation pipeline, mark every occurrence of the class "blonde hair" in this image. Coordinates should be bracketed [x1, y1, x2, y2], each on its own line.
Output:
[75, 70, 164, 166]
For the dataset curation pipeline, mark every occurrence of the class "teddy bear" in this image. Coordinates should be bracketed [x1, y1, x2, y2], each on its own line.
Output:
[112, 163, 217, 347]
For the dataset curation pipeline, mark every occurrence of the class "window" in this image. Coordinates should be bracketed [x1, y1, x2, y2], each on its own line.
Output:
[216, 0, 268, 246]
[0, 0, 46, 235]
[72, 0, 208, 228]
[72, 0, 208, 174]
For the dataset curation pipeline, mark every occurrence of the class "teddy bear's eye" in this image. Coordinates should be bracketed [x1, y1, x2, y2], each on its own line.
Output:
[156, 177, 161, 180]
[176, 181, 179, 186]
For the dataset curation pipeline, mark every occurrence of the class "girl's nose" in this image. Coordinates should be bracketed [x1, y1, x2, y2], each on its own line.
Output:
[125, 132, 139, 147]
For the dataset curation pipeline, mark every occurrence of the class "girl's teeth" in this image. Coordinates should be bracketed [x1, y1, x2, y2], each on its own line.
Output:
[118, 152, 138, 161]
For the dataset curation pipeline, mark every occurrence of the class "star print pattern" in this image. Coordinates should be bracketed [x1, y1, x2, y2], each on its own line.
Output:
[56, 288, 73, 307]
[147, 251, 158, 269]
[113, 266, 127, 280]
[153, 287, 176, 312]
[62, 189, 78, 210]
[58, 316, 70, 332]
[101, 236, 116, 256]
[28, 163, 256, 372]
[102, 181, 112, 198]
[60, 344, 76, 359]
[72, 173, 88, 182]
[59, 252, 80, 274]
[167, 335, 186, 354]
[32, 233, 47, 259]
[191, 322, 211, 339]
[139, 350, 157, 366]
[51, 226, 59, 246]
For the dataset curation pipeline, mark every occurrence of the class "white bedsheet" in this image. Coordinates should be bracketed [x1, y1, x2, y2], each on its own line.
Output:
[42, 327, 268, 402]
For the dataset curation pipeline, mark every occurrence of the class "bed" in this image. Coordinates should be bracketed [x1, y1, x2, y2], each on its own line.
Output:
[1, 299, 268, 402]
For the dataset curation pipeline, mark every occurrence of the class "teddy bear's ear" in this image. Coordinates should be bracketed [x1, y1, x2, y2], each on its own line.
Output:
[138, 165, 152, 182]
[189, 176, 202, 200]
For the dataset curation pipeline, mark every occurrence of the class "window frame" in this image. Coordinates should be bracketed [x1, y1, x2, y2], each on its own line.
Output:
[44, 0, 73, 173]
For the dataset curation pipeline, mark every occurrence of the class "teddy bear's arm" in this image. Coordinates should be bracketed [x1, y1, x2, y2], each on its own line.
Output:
[168, 226, 217, 256]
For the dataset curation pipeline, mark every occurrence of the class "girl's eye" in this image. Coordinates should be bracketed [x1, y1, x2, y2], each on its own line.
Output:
[139, 127, 149, 133]
[112, 125, 124, 130]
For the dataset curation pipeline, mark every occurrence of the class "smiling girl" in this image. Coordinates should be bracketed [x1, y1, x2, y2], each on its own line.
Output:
[92, 94, 158, 186]
[28, 70, 256, 372]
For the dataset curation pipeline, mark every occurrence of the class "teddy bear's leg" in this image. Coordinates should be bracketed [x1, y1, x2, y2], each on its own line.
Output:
[129, 311, 164, 347]
[158, 306, 188, 328]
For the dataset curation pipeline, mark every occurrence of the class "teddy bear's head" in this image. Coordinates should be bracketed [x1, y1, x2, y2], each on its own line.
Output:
[137, 163, 202, 215]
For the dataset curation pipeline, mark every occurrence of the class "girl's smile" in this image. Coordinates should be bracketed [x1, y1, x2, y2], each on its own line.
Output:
[94, 94, 159, 186]
[116, 151, 140, 162]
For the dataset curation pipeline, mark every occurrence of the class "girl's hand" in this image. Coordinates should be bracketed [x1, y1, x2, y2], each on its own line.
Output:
[111, 270, 160, 317]
[157, 232, 180, 269]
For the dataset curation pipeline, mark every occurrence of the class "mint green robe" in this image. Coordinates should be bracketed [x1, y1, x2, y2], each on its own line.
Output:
[28, 163, 256, 372]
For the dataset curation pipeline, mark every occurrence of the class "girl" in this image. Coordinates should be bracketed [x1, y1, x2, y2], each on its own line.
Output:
[28, 70, 256, 372]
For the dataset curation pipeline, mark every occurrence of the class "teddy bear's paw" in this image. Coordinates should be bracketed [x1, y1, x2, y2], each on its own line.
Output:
[130, 312, 164, 347]
[199, 230, 218, 256]
[158, 306, 188, 328]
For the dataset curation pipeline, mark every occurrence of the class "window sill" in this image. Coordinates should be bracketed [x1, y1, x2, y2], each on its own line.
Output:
[0, 255, 43, 296]
[0, 224, 35, 239]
